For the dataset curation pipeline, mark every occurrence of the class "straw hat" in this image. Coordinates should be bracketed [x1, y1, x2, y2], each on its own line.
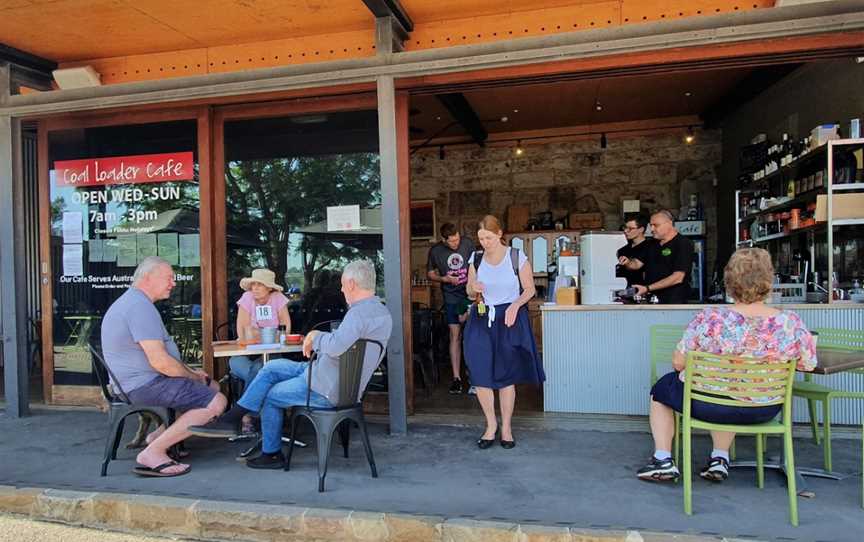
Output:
[239, 269, 283, 292]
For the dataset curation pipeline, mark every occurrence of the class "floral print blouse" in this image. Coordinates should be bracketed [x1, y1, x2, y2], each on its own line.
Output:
[675, 306, 818, 403]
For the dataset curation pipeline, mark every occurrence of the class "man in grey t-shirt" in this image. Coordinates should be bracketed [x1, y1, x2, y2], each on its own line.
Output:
[102, 257, 226, 477]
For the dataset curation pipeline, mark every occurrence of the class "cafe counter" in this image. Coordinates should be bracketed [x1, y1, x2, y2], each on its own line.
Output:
[540, 303, 864, 424]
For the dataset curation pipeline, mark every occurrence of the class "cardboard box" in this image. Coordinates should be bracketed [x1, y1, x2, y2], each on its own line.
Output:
[507, 205, 530, 232]
[815, 193, 864, 222]
[555, 287, 579, 305]
[568, 212, 603, 230]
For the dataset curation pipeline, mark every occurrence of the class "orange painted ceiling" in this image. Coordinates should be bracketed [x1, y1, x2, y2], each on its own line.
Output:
[0, 0, 373, 61]
[0, 1, 776, 85]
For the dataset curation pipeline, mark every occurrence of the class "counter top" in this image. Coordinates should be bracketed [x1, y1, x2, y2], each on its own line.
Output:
[541, 303, 864, 311]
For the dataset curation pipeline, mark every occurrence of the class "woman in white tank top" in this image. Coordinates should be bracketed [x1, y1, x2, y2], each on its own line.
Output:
[464, 215, 546, 449]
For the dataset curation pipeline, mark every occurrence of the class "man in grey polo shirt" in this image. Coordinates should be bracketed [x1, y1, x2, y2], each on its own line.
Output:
[190, 259, 392, 470]
[102, 256, 227, 477]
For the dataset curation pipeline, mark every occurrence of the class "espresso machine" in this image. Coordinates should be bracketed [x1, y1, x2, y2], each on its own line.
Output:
[580, 232, 628, 304]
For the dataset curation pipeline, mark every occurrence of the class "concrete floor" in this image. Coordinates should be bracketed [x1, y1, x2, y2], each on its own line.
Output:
[0, 408, 860, 542]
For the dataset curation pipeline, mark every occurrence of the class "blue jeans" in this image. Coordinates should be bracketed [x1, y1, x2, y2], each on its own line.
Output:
[236, 359, 332, 453]
[228, 355, 263, 385]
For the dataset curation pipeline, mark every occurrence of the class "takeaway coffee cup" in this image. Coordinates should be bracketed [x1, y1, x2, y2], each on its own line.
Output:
[810, 330, 818, 347]
[260, 326, 278, 344]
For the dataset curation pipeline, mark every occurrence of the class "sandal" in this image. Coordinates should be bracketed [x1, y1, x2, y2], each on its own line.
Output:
[133, 461, 191, 478]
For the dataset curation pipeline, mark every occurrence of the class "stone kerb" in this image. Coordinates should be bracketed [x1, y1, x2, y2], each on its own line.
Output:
[0, 485, 753, 542]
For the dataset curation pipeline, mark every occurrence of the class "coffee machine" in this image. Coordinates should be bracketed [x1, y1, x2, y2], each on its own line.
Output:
[580, 232, 627, 304]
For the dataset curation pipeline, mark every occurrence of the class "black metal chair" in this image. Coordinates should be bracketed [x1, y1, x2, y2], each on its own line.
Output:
[412, 307, 436, 396]
[88, 345, 177, 476]
[284, 338, 386, 492]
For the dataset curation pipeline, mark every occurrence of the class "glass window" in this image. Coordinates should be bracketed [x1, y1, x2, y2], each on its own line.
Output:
[223, 110, 382, 336]
[48, 120, 201, 385]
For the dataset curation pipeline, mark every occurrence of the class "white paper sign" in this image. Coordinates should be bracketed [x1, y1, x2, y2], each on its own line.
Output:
[62, 212, 83, 244]
[255, 305, 274, 322]
[63, 244, 84, 276]
[326, 205, 361, 232]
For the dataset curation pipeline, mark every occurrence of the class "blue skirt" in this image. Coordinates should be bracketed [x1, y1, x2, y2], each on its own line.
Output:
[463, 303, 546, 389]
[651, 372, 781, 425]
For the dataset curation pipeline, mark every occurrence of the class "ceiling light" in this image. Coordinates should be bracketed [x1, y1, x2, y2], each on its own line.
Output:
[290, 114, 328, 124]
[684, 127, 695, 144]
[513, 109, 519, 113]
[595, 100, 603, 112]
[52, 66, 101, 89]
[436, 116, 442, 121]
[684, 91, 692, 97]
[500, 116, 509, 123]
[514, 140, 524, 156]
[439, 145, 445, 160]
[600, 133, 607, 149]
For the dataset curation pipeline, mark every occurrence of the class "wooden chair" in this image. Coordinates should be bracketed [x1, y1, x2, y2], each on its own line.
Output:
[792, 328, 864, 472]
[681, 352, 799, 526]
[285, 338, 386, 492]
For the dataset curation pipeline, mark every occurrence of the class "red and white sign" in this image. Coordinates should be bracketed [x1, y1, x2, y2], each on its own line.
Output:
[53, 152, 195, 187]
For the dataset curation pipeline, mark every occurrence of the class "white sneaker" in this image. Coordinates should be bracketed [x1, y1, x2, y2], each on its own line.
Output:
[467, 386, 477, 395]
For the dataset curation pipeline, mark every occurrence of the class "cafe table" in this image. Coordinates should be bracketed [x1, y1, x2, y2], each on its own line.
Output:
[211, 340, 307, 454]
[730, 346, 864, 496]
[212, 340, 303, 364]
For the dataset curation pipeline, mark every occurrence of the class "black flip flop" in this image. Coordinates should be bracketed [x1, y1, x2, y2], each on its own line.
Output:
[133, 461, 191, 478]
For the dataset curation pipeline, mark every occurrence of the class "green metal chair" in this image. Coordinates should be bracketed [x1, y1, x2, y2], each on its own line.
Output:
[650, 325, 686, 464]
[649, 325, 735, 464]
[791, 328, 864, 472]
[681, 351, 799, 526]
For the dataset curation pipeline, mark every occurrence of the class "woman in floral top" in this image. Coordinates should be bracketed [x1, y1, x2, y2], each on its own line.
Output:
[637, 248, 817, 483]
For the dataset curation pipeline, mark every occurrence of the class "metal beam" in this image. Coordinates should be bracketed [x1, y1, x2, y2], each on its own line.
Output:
[362, 0, 414, 33]
[377, 74, 408, 435]
[0, 43, 56, 75]
[3, 2, 864, 116]
[375, 16, 408, 54]
[0, 63, 29, 416]
[436, 93, 487, 147]
[9, 65, 54, 94]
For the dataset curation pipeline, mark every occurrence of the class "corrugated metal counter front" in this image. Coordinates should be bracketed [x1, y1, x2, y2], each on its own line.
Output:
[540, 304, 864, 425]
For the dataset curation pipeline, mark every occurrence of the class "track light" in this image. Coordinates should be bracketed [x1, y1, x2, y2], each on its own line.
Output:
[439, 145, 445, 160]
[684, 127, 695, 144]
[515, 140, 524, 156]
[600, 133, 607, 149]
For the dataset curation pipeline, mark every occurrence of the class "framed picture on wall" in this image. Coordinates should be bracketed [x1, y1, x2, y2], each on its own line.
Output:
[410, 200, 437, 240]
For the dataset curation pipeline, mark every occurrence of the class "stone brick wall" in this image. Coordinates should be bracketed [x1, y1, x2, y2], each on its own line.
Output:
[410, 130, 722, 281]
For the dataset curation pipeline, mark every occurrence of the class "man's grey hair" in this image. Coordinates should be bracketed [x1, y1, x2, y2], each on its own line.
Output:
[651, 209, 675, 223]
[133, 256, 172, 283]
[342, 259, 376, 291]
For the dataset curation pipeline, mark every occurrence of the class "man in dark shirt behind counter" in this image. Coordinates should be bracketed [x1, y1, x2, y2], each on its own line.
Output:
[616, 213, 655, 288]
[619, 209, 694, 304]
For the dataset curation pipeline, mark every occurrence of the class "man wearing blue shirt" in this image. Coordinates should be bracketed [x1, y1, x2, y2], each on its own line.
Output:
[190, 259, 392, 469]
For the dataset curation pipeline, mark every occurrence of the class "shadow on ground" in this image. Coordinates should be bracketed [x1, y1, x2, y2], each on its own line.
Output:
[0, 409, 860, 542]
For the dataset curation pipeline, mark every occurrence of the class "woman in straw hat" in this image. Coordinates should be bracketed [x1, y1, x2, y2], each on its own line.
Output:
[229, 268, 292, 389]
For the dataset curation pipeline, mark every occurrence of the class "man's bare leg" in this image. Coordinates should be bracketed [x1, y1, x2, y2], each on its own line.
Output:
[137, 383, 226, 474]
[448, 323, 462, 380]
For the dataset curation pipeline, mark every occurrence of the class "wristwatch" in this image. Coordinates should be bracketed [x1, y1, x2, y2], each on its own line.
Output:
[646, 285, 652, 293]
